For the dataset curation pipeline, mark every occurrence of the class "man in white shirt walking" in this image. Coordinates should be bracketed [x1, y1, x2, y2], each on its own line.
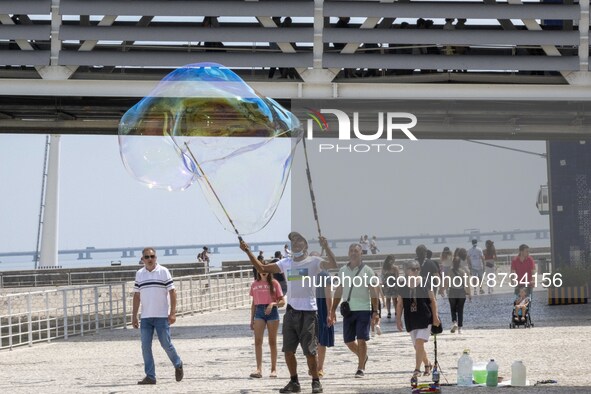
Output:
[132, 247, 184, 385]
[467, 239, 485, 295]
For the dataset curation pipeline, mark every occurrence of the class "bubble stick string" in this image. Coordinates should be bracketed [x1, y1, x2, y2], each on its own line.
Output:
[302, 137, 324, 254]
[183, 142, 243, 241]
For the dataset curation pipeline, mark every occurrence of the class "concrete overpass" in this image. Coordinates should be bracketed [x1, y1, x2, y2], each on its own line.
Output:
[1, 0, 591, 138]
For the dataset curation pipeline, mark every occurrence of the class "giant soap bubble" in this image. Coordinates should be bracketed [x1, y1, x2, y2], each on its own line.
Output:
[119, 63, 302, 235]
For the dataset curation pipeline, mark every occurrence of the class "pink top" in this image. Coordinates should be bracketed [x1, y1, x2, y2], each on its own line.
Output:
[250, 279, 283, 305]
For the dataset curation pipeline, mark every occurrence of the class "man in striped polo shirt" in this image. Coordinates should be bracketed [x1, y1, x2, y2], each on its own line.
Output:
[132, 247, 184, 385]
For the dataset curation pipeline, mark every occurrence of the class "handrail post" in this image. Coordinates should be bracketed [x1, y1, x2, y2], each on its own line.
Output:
[190, 278, 194, 315]
[122, 282, 127, 328]
[109, 284, 113, 329]
[27, 293, 33, 346]
[94, 287, 99, 332]
[8, 297, 13, 349]
[45, 292, 50, 342]
[63, 290, 68, 339]
[79, 288, 84, 337]
[224, 273, 229, 309]
[179, 279, 184, 314]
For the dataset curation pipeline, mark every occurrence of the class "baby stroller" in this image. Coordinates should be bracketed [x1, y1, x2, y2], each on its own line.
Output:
[510, 293, 533, 329]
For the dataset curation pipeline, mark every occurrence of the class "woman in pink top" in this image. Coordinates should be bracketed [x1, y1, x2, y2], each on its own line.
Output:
[249, 263, 285, 379]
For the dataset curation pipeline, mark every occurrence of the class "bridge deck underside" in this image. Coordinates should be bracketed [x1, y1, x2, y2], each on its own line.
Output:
[1, 96, 590, 139]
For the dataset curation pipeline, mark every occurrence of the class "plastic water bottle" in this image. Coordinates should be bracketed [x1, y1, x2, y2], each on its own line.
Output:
[486, 359, 499, 387]
[511, 360, 527, 386]
[432, 365, 440, 384]
[457, 349, 473, 386]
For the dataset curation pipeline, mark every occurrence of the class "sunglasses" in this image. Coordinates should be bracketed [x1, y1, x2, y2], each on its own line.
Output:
[144, 255, 156, 259]
[409, 267, 419, 272]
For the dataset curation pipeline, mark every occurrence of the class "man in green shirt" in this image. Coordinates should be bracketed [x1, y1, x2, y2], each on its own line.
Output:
[330, 243, 380, 378]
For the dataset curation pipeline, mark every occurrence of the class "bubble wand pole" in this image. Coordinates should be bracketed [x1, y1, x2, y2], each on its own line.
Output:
[183, 142, 243, 241]
[301, 137, 324, 254]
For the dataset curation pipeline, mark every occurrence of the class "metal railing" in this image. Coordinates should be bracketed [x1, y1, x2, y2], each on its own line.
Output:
[0, 264, 205, 288]
[0, 268, 253, 351]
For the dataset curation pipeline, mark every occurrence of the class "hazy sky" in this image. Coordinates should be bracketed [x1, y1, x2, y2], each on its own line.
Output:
[291, 138, 549, 240]
[0, 134, 548, 254]
[0, 134, 292, 253]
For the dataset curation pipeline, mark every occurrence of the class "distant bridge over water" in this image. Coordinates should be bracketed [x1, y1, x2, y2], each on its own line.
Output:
[0, 228, 549, 263]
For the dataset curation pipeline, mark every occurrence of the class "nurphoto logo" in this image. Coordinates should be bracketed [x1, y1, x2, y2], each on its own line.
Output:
[305, 108, 418, 153]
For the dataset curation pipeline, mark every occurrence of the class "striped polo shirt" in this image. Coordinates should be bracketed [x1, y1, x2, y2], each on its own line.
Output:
[134, 264, 175, 318]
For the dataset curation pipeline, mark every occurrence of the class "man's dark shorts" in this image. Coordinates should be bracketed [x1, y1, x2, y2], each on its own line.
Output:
[343, 310, 371, 343]
[282, 305, 318, 356]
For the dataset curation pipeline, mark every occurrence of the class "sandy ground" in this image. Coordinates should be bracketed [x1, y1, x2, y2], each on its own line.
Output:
[0, 289, 589, 393]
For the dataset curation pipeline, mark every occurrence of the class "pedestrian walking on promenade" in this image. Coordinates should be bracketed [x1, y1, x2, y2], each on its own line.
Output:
[330, 243, 380, 378]
[132, 248, 184, 385]
[511, 244, 536, 296]
[396, 261, 441, 380]
[483, 240, 497, 294]
[381, 255, 399, 319]
[249, 261, 285, 379]
[240, 232, 337, 394]
[445, 258, 471, 334]
[467, 239, 485, 295]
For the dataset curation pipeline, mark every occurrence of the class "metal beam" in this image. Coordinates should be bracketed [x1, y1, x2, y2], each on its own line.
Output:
[59, 25, 314, 42]
[323, 29, 579, 46]
[324, 2, 579, 20]
[58, 51, 314, 67]
[3, 79, 591, 100]
[323, 54, 579, 71]
[2, 117, 591, 140]
[0, 0, 50, 14]
[59, 0, 315, 17]
[0, 25, 51, 40]
[0, 51, 50, 65]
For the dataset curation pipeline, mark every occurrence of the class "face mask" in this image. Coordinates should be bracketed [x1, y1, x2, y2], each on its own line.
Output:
[292, 250, 305, 258]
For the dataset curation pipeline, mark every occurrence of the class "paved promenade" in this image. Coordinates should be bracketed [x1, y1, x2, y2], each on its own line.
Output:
[0, 289, 589, 393]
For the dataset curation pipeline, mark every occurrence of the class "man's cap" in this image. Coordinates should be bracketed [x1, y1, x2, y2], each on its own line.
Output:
[288, 232, 306, 242]
[203, 246, 208, 250]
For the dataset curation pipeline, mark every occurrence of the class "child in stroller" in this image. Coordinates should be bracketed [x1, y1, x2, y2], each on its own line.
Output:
[510, 286, 533, 328]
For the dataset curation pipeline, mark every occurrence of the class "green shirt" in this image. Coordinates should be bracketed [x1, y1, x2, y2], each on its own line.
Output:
[339, 263, 376, 312]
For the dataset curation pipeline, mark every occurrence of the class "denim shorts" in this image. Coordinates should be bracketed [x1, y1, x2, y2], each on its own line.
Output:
[254, 304, 280, 321]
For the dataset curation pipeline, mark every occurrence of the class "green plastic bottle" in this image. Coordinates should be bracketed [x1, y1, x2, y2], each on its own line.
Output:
[486, 359, 498, 387]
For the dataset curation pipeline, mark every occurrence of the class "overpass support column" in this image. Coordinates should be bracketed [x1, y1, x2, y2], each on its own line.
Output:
[39, 135, 61, 268]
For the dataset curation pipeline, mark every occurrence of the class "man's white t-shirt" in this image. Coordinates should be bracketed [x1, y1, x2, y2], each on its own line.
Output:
[361, 240, 369, 253]
[277, 255, 323, 311]
[133, 264, 175, 318]
[467, 246, 484, 271]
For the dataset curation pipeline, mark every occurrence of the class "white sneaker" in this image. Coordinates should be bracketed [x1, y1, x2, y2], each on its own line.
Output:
[458, 327, 462, 334]
[376, 325, 382, 335]
[451, 322, 458, 333]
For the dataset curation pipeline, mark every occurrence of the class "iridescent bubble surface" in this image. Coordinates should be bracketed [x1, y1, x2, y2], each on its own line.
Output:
[119, 63, 301, 234]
